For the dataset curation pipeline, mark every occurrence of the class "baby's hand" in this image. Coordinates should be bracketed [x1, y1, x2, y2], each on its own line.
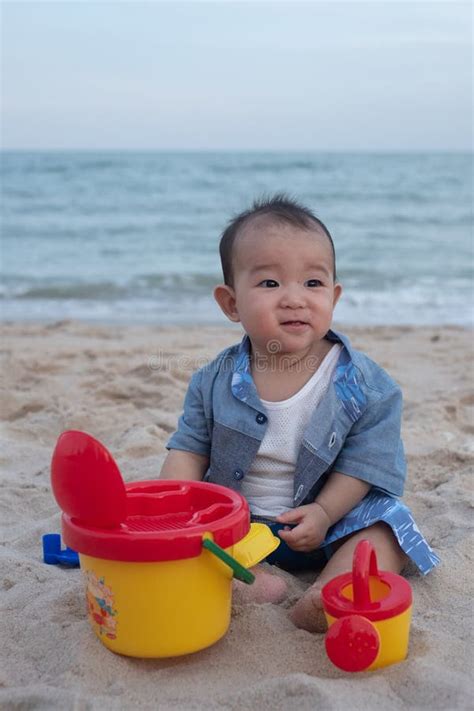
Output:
[276, 503, 331, 552]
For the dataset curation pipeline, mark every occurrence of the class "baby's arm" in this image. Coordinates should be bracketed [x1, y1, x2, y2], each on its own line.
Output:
[314, 471, 371, 526]
[161, 366, 211, 482]
[276, 471, 370, 552]
[160, 449, 209, 481]
[277, 380, 406, 551]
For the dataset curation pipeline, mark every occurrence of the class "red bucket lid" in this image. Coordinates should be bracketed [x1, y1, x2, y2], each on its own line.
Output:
[51, 431, 250, 562]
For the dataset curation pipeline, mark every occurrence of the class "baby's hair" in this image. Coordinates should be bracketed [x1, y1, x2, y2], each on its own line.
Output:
[219, 193, 336, 287]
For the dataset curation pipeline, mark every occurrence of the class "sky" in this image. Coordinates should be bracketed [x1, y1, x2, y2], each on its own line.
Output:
[1, 1, 472, 150]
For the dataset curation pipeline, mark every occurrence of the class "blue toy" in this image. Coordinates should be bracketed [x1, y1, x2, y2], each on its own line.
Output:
[42, 533, 80, 567]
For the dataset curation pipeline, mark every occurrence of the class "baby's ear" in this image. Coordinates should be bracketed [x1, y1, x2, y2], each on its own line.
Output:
[213, 284, 240, 322]
[333, 282, 343, 307]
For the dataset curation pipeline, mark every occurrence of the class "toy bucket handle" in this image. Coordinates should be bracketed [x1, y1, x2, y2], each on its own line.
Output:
[352, 540, 379, 609]
[202, 538, 255, 584]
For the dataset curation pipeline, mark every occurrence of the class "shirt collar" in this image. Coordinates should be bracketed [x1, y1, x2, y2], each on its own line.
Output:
[229, 335, 260, 410]
[230, 329, 353, 408]
[325, 328, 353, 354]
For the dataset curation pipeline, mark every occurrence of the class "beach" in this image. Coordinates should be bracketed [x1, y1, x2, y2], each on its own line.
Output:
[0, 320, 472, 710]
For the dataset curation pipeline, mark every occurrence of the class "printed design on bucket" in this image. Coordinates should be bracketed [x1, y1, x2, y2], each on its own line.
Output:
[85, 570, 118, 640]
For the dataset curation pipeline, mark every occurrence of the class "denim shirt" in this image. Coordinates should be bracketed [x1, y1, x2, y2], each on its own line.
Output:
[166, 329, 406, 507]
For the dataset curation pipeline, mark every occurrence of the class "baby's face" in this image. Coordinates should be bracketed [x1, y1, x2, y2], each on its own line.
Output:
[229, 218, 342, 357]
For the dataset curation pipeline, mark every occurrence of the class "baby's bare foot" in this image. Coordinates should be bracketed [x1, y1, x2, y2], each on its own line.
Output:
[233, 569, 288, 605]
[289, 585, 328, 633]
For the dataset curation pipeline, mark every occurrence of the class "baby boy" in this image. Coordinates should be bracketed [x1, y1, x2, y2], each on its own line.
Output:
[160, 195, 439, 632]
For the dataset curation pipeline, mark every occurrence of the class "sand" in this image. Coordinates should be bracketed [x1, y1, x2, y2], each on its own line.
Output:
[0, 320, 472, 710]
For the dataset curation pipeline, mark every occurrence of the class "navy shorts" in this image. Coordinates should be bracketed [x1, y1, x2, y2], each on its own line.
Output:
[251, 516, 333, 571]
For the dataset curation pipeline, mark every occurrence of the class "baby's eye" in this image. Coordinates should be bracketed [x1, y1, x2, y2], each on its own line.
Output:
[305, 279, 323, 288]
[259, 279, 279, 288]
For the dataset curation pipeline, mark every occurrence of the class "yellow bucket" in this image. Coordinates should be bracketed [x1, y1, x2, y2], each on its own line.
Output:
[322, 540, 413, 671]
[79, 523, 277, 658]
[50, 428, 280, 658]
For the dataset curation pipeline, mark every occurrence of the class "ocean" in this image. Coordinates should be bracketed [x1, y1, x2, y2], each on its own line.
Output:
[1, 151, 472, 326]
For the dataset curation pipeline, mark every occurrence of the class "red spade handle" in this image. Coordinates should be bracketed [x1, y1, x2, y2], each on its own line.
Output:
[352, 540, 380, 609]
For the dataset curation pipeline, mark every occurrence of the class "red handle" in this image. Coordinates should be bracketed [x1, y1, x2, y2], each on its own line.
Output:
[352, 540, 379, 609]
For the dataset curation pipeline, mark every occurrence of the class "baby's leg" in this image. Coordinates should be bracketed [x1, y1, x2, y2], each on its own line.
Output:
[289, 522, 408, 633]
[233, 563, 289, 604]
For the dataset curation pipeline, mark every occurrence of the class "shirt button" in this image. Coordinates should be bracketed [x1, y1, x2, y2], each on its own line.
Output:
[256, 413, 267, 424]
[233, 469, 244, 481]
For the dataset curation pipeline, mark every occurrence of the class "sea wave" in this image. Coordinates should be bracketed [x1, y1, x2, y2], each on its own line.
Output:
[0, 273, 222, 301]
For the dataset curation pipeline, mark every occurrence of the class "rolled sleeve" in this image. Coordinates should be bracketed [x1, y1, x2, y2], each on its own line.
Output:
[333, 385, 406, 496]
[166, 369, 211, 457]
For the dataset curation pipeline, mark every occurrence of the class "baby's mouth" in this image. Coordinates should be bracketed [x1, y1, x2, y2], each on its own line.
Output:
[281, 320, 308, 326]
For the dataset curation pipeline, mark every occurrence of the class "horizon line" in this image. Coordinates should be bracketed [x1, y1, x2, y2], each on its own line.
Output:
[1, 147, 472, 154]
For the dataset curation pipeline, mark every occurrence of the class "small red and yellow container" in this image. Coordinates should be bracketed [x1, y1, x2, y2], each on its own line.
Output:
[322, 540, 413, 671]
[51, 430, 280, 658]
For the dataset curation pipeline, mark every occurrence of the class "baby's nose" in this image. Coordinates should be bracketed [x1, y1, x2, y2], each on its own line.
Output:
[280, 285, 306, 308]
